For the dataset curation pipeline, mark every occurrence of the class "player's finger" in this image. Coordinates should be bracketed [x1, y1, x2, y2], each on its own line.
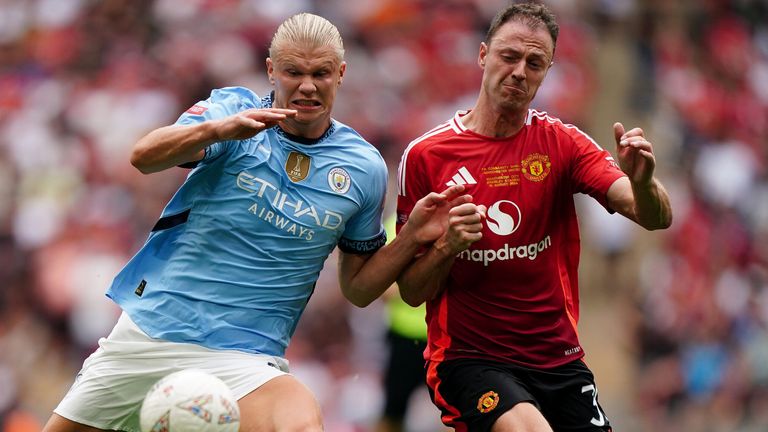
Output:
[259, 112, 290, 121]
[477, 204, 487, 219]
[266, 108, 298, 115]
[449, 202, 481, 216]
[419, 185, 467, 208]
[263, 109, 298, 118]
[417, 192, 443, 208]
[466, 221, 484, 233]
[244, 111, 289, 122]
[613, 122, 625, 144]
[449, 212, 483, 228]
[638, 149, 657, 164]
[437, 184, 467, 201]
[462, 231, 483, 243]
[447, 194, 474, 208]
[237, 116, 266, 129]
[247, 108, 297, 116]
[619, 127, 645, 143]
[623, 137, 654, 151]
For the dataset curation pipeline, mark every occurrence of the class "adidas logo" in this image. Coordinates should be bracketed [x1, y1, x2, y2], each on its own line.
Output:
[445, 166, 477, 187]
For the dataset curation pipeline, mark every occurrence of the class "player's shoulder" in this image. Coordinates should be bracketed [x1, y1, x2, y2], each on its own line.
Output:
[207, 86, 266, 110]
[330, 119, 384, 162]
[527, 109, 594, 142]
[402, 111, 465, 157]
[331, 119, 372, 145]
[527, 109, 567, 130]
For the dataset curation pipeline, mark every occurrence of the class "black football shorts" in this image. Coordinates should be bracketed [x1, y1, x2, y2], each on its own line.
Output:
[427, 357, 612, 432]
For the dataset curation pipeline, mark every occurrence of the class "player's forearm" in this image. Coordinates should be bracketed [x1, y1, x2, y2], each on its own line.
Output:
[631, 177, 672, 230]
[397, 242, 455, 307]
[340, 234, 424, 308]
[131, 122, 220, 174]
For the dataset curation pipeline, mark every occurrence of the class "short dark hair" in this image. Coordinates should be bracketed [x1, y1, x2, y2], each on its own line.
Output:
[485, 2, 559, 51]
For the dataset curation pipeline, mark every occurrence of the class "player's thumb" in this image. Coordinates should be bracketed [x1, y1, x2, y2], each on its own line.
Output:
[613, 122, 625, 145]
[477, 204, 487, 219]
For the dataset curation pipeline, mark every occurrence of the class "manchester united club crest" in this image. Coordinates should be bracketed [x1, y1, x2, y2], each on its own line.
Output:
[328, 167, 351, 194]
[477, 390, 500, 414]
[285, 151, 311, 182]
[521, 153, 551, 182]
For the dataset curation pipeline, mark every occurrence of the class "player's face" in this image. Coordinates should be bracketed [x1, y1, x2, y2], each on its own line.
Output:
[479, 20, 554, 112]
[267, 43, 346, 138]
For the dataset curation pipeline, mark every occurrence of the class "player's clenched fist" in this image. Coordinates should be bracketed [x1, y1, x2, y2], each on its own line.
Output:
[438, 202, 486, 255]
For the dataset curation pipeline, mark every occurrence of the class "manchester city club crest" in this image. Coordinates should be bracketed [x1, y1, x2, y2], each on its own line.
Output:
[328, 167, 351, 194]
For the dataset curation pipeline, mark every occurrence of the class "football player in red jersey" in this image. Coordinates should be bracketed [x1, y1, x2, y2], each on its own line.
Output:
[395, 3, 672, 432]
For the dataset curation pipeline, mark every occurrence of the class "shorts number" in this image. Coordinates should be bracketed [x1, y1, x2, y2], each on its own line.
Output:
[581, 384, 606, 427]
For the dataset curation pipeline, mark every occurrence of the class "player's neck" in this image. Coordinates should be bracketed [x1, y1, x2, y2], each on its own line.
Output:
[462, 101, 527, 138]
[279, 118, 332, 142]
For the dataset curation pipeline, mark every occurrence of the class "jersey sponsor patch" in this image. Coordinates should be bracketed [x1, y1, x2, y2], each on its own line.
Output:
[185, 104, 208, 115]
[485, 200, 522, 236]
[521, 153, 551, 182]
[457, 235, 552, 266]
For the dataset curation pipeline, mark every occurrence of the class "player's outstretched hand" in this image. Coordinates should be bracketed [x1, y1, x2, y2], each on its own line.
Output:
[614, 122, 656, 186]
[216, 108, 297, 141]
[403, 184, 475, 245]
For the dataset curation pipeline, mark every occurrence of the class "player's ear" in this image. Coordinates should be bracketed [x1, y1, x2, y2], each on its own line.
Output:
[338, 61, 346, 86]
[478, 42, 488, 68]
[266, 58, 275, 84]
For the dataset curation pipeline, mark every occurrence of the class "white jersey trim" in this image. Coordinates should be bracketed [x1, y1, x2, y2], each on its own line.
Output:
[397, 121, 454, 196]
[529, 109, 605, 151]
[451, 110, 470, 133]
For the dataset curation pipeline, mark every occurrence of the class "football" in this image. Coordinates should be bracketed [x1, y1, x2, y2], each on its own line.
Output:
[139, 369, 240, 432]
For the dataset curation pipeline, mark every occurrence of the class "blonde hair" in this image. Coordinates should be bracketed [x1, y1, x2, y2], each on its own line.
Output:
[269, 13, 345, 62]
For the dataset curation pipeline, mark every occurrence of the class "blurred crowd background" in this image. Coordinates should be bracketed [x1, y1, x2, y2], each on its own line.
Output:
[1, 0, 767, 431]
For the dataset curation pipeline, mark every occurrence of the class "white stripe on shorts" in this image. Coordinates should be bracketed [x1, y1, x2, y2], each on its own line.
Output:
[54, 312, 290, 432]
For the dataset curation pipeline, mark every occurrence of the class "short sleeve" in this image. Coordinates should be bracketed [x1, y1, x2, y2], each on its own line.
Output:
[337, 155, 388, 254]
[175, 87, 262, 163]
[567, 127, 626, 209]
[395, 143, 430, 234]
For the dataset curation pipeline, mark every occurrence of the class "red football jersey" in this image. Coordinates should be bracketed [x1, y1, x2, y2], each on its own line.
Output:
[396, 109, 626, 369]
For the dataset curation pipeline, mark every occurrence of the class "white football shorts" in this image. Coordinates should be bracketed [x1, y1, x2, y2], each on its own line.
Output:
[54, 312, 290, 432]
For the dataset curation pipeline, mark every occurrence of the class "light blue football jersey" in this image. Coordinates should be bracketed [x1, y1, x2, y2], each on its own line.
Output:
[106, 87, 387, 357]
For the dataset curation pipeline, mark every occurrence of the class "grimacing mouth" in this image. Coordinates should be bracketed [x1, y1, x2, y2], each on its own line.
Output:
[292, 99, 322, 107]
[502, 83, 527, 94]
